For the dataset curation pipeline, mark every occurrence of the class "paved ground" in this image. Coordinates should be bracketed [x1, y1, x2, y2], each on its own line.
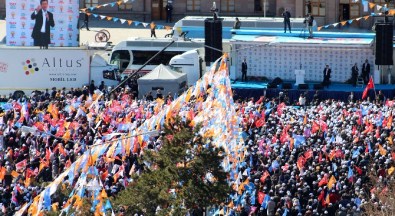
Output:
[0, 19, 175, 46]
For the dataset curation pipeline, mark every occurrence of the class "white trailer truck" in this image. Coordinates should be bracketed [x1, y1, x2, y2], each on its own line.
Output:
[0, 47, 120, 96]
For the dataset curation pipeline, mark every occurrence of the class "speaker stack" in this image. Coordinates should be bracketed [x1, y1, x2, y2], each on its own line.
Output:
[204, 18, 223, 63]
[375, 23, 393, 65]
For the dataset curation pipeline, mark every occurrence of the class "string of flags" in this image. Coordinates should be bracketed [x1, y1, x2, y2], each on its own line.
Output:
[80, 0, 133, 12]
[317, 2, 393, 31]
[80, 11, 173, 30]
[15, 54, 250, 216]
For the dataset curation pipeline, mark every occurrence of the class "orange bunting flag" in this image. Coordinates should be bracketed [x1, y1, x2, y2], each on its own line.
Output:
[340, 21, 347, 26]
[369, 2, 376, 9]
[127, 20, 133, 25]
[327, 175, 337, 189]
[106, 16, 113, 21]
[317, 26, 322, 31]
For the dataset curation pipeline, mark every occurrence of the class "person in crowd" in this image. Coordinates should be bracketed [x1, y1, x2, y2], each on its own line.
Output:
[282, 8, 291, 33]
[351, 63, 359, 87]
[322, 64, 331, 88]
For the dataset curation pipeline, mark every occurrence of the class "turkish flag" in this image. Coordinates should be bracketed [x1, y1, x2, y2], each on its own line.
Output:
[362, 76, 375, 99]
[258, 192, 266, 204]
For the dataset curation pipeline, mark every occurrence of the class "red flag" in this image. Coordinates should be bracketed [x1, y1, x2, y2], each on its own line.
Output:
[297, 156, 306, 170]
[354, 165, 363, 175]
[277, 102, 286, 116]
[312, 121, 320, 133]
[304, 149, 313, 160]
[362, 76, 374, 99]
[255, 96, 264, 105]
[260, 171, 270, 183]
[392, 152, 395, 160]
[15, 159, 27, 170]
[258, 192, 265, 204]
[255, 118, 265, 128]
[318, 175, 329, 187]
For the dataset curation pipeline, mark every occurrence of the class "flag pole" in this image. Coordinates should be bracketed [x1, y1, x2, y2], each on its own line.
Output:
[372, 75, 377, 98]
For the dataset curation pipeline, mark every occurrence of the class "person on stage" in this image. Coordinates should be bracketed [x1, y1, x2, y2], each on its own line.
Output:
[282, 8, 291, 33]
[351, 63, 359, 87]
[362, 59, 371, 84]
[31, 0, 55, 49]
[322, 64, 331, 88]
[241, 58, 248, 82]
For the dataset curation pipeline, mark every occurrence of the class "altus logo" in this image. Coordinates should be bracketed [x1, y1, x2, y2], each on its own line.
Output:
[22, 59, 39, 75]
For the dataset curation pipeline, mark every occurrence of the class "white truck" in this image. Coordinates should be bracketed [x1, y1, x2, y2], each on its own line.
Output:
[0, 47, 120, 97]
[168, 48, 206, 86]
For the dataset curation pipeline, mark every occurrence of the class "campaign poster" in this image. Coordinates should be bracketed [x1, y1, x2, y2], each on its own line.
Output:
[6, 0, 80, 47]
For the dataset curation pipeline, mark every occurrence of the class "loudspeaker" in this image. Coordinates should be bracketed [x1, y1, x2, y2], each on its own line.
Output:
[313, 84, 323, 90]
[267, 83, 278, 89]
[282, 83, 292, 89]
[205, 19, 223, 63]
[271, 77, 283, 86]
[375, 23, 393, 65]
[298, 84, 309, 89]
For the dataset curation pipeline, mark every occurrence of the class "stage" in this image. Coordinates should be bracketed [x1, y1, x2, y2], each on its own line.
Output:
[231, 81, 395, 102]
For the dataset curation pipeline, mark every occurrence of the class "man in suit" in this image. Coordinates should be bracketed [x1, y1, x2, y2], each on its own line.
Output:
[241, 58, 248, 82]
[282, 8, 291, 33]
[31, 0, 55, 49]
[362, 59, 370, 84]
[322, 64, 331, 88]
[351, 63, 359, 87]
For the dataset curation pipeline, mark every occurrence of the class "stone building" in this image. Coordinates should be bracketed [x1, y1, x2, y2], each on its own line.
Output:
[0, 0, 389, 27]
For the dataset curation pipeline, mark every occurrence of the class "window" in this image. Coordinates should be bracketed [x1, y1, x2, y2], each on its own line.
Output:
[221, 0, 235, 13]
[187, 0, 201, 12]
[118, 2, 133, 11]
[84, 0, 98, 7]
[339, 0, 360, 19]
[132, 51, 184, 65]
[306, 0, 325, 16]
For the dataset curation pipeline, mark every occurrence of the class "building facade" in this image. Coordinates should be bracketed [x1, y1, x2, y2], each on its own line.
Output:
[0, 0, 389, 26]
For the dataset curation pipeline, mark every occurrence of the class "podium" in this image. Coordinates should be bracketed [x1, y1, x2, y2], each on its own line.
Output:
[294, 70, 305, 86]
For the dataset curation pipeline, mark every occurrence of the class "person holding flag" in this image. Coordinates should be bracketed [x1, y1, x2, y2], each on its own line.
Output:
[362, 76, 375, 100]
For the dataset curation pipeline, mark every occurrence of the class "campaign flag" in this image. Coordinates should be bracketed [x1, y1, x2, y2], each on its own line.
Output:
[362, 76, 374, 99]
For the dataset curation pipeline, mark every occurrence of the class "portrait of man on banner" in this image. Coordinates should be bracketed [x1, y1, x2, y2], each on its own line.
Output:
[31, 0, 55, 49]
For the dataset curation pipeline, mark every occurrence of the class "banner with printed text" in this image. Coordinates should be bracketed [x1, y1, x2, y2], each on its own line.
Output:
[6, 0, 80, 47]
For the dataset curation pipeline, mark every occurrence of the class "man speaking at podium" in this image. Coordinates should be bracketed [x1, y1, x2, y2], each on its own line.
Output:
[31, 0, 55, 49]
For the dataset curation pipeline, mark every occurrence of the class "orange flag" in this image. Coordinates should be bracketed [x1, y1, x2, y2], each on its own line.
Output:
[11, 170, 19, 178]
[327, 175, 337, 189]
[0, 167, 5, 180]
[379, 144, 387, 156]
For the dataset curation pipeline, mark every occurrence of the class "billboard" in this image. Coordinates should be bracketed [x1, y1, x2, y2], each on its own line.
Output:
[6, 0, 80, 47]
[0, 49, 90, 91]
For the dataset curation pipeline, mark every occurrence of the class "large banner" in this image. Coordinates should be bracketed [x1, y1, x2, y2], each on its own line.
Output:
[6, 0, 80, 47]
[0, 49, 90, 91]
[234, 43, 375, 83]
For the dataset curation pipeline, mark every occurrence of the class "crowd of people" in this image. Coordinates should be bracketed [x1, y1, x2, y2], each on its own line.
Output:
[0, 70, 394, 216]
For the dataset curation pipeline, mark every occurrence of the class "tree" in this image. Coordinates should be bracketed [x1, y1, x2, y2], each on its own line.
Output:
[111, 117, 230, 215]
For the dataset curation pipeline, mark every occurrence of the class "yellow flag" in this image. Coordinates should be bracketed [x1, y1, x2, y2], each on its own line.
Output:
[379, 144, 387, 156]
[327, 175, 336, 189]
[62, 130, 71, 143]
[388, 166, 395, 175]
[51, 202, 59, 212]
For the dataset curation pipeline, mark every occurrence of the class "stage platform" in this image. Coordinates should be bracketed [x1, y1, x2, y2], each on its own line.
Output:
[231, 81, 395, 102]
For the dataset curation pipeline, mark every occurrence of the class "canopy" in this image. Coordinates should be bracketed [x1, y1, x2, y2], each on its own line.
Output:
[137, 64, 187, 98]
